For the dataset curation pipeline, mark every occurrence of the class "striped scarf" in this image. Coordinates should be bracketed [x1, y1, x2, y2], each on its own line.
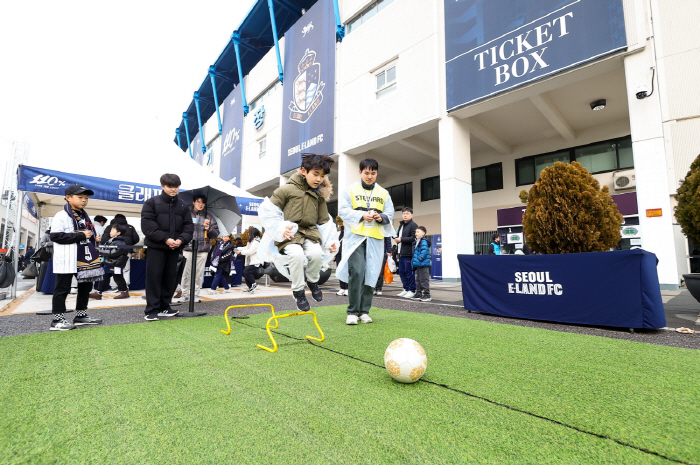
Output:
[64, 203, 104, 283]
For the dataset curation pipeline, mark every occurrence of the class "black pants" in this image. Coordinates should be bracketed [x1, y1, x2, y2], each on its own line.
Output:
[243, 265, 259, 288]
[99, 272, 127, 292]
[145, 248, 179, 315]
[176, 253, 186, 285]
[53, 273, 92, 314]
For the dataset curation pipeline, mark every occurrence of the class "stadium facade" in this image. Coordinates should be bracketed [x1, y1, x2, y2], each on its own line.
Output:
[173, 0, 700, 289]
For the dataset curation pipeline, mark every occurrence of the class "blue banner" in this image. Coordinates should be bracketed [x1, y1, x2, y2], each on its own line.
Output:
[238, 197, 261, 216]
[192, 132, 204, 165]
[219, 88, 244, 186]
[458, 249, 665, 329]
[280, 0, 335, 174]
[18, 165, 162, 205]
[445, 0, 626, 110]
[431, 234, 442, 280]
[23, 194, 38, 219]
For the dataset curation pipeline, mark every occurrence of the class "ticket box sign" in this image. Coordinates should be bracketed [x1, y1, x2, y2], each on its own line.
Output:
[444, 0, 627, 110]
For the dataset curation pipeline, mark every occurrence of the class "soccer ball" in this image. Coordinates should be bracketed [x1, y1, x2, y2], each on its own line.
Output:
[384, 338, 428, 383]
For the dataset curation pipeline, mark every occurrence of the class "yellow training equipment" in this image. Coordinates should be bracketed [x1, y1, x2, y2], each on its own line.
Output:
[220, 303, 325, 353]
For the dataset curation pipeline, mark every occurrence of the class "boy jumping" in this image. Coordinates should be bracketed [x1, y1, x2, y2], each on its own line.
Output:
[49, 184, 105, 331]
[260, 154, 338, 311]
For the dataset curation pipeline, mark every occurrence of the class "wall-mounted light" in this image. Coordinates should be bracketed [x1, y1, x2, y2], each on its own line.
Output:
[590, 99, 606, 111]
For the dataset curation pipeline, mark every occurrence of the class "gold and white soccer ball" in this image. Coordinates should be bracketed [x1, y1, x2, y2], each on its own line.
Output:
[384, 338, 427, 383]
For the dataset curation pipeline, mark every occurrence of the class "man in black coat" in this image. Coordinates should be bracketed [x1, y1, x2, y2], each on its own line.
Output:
[140, 173, 193, 320]
[393, 207, 417, 298]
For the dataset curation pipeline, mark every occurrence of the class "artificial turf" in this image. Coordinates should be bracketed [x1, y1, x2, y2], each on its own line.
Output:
[1, 305, 698, 464]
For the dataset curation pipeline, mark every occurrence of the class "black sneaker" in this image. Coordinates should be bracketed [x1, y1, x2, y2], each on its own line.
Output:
[158, 309, 179, 317]
[410, 292, 423, 301]
[250, 283, 258, 292]
[293, 290, 310, 311]
[307, 281, 323, 302]
[50, 319, 76, 331]
[144, 314, 159, 321]
[73, 315, 103, 326]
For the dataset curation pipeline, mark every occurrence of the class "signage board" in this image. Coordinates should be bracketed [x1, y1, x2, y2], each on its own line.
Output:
[444, 0, 627, 110]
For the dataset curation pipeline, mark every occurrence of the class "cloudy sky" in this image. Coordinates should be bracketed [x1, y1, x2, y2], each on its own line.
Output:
[0, 0, 255, 183]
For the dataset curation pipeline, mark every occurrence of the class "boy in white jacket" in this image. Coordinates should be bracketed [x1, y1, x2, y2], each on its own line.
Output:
[49, 184, 105, 331]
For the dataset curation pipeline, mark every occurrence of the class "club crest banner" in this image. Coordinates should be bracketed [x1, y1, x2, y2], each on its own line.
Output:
[220, 88, 244, 186]
[280, 0, 335, 174]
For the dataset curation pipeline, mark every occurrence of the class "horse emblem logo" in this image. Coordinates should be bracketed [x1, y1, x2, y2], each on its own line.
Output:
[288, 49, 324, 123]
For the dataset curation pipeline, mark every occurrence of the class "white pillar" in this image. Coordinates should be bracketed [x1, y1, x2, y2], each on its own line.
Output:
[337, 152, 358, 195]
[439, 116, 474, 282]
[624, 50, 679, 289]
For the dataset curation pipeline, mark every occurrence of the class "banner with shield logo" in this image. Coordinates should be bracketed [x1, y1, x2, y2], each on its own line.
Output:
[280, 0, 335, 174]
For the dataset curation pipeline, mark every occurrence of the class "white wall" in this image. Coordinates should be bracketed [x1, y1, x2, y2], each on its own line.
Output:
[337, 0, 440, 152]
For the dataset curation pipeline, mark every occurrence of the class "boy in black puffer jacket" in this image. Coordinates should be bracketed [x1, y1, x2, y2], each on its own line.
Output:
[140, 173, 193, 320]
[94, 223, 130, 299]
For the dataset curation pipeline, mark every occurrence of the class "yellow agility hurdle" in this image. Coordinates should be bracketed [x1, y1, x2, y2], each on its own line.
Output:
[220, 303, 325, 353]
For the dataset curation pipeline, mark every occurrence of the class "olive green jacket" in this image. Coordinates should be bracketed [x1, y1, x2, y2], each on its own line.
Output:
[270, 173, 331, 252]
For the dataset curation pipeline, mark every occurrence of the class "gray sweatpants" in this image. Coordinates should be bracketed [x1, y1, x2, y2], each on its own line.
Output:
[284, 239, 323, 292]
[415, 267, 430, 296]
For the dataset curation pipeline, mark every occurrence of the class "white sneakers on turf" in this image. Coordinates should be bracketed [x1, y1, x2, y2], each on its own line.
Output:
[403, 291, 415, 299]
[397, 290, 407, 297]
[359, 314, 373, 324]
[346, 314, 359, 325]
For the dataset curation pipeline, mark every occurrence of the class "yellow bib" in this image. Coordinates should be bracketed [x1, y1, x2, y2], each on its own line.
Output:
[349, 182, 389, 239]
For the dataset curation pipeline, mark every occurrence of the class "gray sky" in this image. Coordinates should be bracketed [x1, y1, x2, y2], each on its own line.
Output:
[0, 0, 255, 181]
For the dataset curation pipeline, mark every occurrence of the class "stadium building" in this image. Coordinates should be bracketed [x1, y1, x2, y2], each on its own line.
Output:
[173, 0, 700, 289]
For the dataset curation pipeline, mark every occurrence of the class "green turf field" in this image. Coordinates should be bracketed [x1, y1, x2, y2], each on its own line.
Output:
[1, 306, 698, 464]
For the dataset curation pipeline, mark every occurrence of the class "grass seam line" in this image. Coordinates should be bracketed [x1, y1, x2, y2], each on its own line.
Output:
[232, 319, 696, 465]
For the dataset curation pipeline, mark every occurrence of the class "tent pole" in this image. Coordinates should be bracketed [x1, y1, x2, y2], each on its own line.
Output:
[10, 190, 23, 299]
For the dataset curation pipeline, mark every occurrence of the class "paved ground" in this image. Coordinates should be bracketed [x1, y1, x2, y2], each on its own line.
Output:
[1, 276, 698, 350]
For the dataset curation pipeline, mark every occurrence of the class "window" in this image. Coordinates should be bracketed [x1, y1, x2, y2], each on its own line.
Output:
[575, 142, 616, 173]
[421, 176, 440, 201]
[472, 163, 503, 193]
[345, 0, 394, 35]
[375, 63, 396, 98]
[387, 182, 413, 210]
[515, 136, 633, 186]
[258, 138, 266, 159]
[249, 80, 281, 111]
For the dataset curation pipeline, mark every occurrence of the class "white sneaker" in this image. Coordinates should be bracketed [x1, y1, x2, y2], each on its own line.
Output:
[375, 290, 382, 296]
[336, 289, 345, 296]
[346, 314, 359, 325]
[343, 289, 348, 296]
[403, 291, 415, 299]
[359, 314, 373, 324]
[397, 290, 407, 297]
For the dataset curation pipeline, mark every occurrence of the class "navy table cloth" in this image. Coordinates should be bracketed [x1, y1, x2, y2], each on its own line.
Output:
[458, 249, 665, 329]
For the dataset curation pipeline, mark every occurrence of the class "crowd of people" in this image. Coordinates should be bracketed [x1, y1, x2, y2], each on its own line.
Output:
[41, 154, 439, 331]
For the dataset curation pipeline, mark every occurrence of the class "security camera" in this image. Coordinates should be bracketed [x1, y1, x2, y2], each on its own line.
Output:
[636, 84, 648, 100]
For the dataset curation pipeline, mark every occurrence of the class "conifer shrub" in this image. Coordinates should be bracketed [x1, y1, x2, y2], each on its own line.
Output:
[674, 153, 700, 247]
[521, 161, 623, 254]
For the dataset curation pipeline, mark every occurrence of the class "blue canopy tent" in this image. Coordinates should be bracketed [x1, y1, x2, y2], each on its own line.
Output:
[174, 0, 344, 155]
[17, 165, 262, 221]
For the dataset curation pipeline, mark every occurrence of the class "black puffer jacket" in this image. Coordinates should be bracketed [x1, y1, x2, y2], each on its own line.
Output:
[141, 192, 194, 251]
[101, 216, 140, 245]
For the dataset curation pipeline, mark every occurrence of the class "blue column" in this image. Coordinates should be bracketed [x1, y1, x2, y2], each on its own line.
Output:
[332, 0, 345, 42]
[182, 112, 193, 159]
[176, 128, 183, 150]
[193, 91, 207, 155]
[267, 0, 284, 83]
[208, 66, 223, 134]
[231, 32, 250, 115]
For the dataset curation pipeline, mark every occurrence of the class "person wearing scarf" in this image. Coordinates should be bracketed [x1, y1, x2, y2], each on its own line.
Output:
[48, 184, 105, 331]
